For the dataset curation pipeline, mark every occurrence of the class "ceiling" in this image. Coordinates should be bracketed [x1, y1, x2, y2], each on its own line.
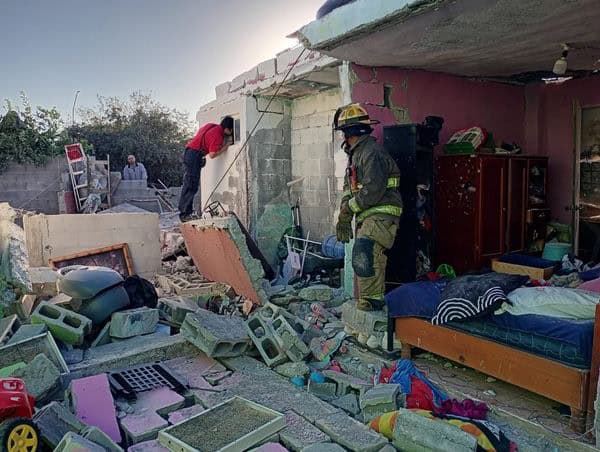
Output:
[297, 0, 600, 77]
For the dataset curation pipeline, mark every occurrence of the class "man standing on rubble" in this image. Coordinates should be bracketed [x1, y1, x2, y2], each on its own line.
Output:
[178, 116, 234, 222]
[334, 104, 403, 312]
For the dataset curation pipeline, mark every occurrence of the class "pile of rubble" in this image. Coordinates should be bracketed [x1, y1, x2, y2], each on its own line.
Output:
[0, 206, 498, 451]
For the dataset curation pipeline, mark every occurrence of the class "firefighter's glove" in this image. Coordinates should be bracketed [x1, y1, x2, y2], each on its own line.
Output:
[336, 204, 354, 243]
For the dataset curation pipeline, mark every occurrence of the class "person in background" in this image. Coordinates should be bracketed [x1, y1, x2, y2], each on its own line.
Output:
[122, 154, 148, 181]
[178, 116, 234, 222]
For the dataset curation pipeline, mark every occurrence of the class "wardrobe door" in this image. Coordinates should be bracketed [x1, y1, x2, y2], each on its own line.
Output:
[478, 157, 507, 266]
[507, 158, 527, 253]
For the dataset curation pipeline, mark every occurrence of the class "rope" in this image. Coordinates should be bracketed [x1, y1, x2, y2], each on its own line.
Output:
[202, 47, 308, 210]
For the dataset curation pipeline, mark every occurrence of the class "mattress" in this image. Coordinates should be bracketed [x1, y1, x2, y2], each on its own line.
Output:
[386, 281, 595, 369]
[447, 314, 594, 369]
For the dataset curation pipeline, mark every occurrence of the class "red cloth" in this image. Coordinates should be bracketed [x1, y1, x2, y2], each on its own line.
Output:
[433, 398, 488, 420]
[186, 123, 224, 153]
[405, 377, 435, 411]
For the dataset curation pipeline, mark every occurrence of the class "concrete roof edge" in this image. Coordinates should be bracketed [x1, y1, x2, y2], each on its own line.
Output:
[296, 0, 445, 50]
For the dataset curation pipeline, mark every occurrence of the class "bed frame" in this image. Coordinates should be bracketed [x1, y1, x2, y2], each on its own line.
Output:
[388, 304, 600, 433]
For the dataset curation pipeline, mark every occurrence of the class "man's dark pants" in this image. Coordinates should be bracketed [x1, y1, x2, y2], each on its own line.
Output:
[178, 148, 205, 217]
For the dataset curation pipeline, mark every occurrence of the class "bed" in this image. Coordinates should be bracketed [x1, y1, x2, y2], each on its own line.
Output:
[385, 280, 600, 432]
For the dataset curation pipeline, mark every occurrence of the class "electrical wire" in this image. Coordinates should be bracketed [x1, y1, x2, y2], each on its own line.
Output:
[202, 47, 308, 211]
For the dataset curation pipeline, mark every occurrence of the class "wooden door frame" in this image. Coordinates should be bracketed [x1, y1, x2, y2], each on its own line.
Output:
[573, 102, 600, 253]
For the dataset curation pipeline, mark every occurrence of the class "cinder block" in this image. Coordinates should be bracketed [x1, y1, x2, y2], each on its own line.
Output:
[322, 370, 372, 397]
[69, 373, 122, 443]
[110, 308, 159, 339]
[158, 297, 199, 326]
[341, 301, 387, 347]
[308, 382, 337, 401]
[33, 401, 87, 449]
[257, 58, 277, 80]
[29, 266, 59, 297]
[81, 426, 124, 452]
[181, 309, 251, 357]
[31, 301, 92, 345]
[331, 394, 360, 416]
[3, 294, 36, 320]
[10, 353, 60, 402]
[392, 408, 477, 451]
[280, 410, 330, 452]
[247, 315, 288, 367]
[272, 315, 310, 362]
[315, 411, 388, 452]
[55, 432, 105, 452]
[360, 384, 401, 422]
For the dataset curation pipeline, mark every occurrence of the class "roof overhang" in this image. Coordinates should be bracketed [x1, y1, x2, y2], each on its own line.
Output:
[295, 0, 600, 77]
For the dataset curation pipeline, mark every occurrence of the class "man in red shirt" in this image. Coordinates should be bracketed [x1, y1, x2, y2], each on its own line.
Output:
[178, 116, 234, 221]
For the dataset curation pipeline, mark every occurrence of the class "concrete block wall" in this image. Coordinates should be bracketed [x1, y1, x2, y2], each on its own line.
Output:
[290, 88, 342, 240]
[0, 157, 67, 214]
[23, 213, 161, 279]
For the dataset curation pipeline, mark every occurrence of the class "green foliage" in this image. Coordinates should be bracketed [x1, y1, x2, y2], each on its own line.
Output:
[0, 93, 70, 173]
[70, 92, 193, 186]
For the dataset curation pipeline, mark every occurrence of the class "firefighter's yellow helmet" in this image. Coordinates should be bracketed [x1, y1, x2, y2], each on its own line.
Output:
[333, 104, 380, 130]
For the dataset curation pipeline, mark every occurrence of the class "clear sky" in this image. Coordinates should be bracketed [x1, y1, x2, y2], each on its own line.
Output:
[0, 0, 323, 122]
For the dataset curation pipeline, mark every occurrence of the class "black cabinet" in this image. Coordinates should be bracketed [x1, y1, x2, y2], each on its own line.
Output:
[383, 125, 435, 287]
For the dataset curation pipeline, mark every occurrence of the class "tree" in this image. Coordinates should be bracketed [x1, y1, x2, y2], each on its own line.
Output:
[69, 92, 193, 186]
[0, 93, 70, 173]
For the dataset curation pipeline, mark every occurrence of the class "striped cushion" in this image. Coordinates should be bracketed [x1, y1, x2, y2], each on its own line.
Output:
[432, 286, 507, 325]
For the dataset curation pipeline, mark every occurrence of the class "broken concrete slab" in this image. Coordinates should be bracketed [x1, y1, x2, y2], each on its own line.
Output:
[315, 411, 389, 452]
[360, 384, 401, 422]
[181, 309, 251, 357]
[0, 314, 19, 345]
[127, 439, 169, 451]
[24, 212, 161, 279]
[308, 381, 338, 401]
[6, 323, 47, 346]
[163, 354, 226, 383]
[208, 356, 340, 423]
[157, 296, 198, 326]
[110, 307, 159, 339]
[131, 387, 185, 417]
[121, 411, 168, 445]
[280, 410, 330, 452]
[4, 293, 37, 320]
[81, 426, 124, 452]
[54, 432, 105, 452]
[181, 216, 269, 304]
[322, 369, 373, 397]
[33, 401, 87, 449]
[68, 334, 197, 380]
[10, 353, 60, 401]
[204, 370, 232, 385]
[31, 301, 92, 345]
[168, 405, 206, 425]
[0, 331, 69, 374]
[331, 393, 361, 416]
[69, 373, 122, 443]
[392, 408, 477, 451]
[299, 285, 334, 302]
[29, 266, 59, 297]
[275, 362, 310, 379]
[63, 348, 85, 365]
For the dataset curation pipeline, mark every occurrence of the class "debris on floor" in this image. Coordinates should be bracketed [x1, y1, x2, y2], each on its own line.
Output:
[0, 205, 589, 451]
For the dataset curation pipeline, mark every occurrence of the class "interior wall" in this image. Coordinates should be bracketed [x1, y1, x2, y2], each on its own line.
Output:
[525, 76, 600, 223]
[350, 65, 526, 146]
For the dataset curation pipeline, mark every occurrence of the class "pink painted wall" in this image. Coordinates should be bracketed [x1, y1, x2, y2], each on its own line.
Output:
[351, 65, 526, 146]
[525, 77, 600, 223]
[350, 64, 600, 224]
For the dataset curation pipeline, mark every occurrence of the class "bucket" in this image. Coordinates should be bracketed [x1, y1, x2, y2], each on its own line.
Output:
[322, 235, 345, 259]
[542, 242, 572, 261]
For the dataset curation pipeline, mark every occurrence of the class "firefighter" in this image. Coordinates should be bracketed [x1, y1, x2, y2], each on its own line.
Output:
[334, 104, 403, 311]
